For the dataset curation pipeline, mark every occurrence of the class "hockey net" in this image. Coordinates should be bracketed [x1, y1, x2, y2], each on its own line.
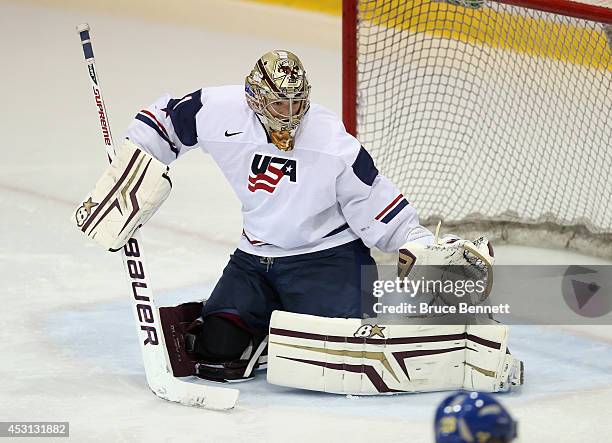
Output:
[343, 0, 612, 258]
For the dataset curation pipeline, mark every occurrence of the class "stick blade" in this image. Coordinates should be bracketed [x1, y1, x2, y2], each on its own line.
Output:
[150, 377, 239, 411]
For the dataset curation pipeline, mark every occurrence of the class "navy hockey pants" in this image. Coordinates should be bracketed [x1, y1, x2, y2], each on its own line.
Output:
[202, 239, 377, 334]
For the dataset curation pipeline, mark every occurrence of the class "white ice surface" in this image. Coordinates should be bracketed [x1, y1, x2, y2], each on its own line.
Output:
[1, 1, 612, 442]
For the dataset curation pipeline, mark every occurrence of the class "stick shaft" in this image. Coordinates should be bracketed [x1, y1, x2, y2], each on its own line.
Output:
[77, 24, 116, 161]
[76, 22, 165, 383]
[75, 26, 239, 408]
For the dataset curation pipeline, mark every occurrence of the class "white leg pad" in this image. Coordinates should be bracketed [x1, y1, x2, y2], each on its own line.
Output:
[267, 311, 522, 395]
[464, 324, 523, 392]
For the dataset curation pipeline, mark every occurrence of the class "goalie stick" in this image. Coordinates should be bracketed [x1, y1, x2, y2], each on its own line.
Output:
[75, 23, 239, 410]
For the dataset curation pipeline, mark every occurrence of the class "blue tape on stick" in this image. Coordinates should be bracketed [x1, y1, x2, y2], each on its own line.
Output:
[82, 42, 94, 59]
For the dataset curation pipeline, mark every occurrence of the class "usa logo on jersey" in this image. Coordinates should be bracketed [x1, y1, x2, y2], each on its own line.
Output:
[248, 153, 297, 193]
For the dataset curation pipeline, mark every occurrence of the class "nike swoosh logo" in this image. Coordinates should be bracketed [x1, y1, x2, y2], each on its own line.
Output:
[225, 130, 243, 137]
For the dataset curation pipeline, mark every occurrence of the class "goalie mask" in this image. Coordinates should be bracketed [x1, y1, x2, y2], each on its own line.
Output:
[245, 50, 310, 151]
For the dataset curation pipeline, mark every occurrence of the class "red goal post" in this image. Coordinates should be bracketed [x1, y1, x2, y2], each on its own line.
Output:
[343, 0, 612, 257]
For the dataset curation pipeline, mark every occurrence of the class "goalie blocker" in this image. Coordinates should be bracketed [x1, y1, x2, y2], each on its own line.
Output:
[73, 140, 171, 251]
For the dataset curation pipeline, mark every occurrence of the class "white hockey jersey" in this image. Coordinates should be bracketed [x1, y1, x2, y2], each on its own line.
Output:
[125, 85, 433, 257]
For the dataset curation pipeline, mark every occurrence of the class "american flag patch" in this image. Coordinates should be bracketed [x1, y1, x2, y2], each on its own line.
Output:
[248, 153, 297, 194]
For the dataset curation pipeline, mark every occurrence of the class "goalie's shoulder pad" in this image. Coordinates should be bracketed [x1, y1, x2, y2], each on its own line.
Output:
[73, 139, 171, 251]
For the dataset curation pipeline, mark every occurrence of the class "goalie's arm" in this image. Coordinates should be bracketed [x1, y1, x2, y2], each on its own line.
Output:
[125, 89, 204, 164]
[73, 90, 205, 250]
[336, 145, 434, 252]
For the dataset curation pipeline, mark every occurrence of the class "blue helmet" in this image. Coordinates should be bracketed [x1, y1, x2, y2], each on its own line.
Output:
[434, 391, 517, 443]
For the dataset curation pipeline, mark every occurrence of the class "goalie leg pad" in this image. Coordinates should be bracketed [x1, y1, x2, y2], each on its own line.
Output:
[159, 302, 268, 382]
[73, 139, 171, 251]
[190, 313, 268, 383]
[267, 311, 523, 395]
[464, 324, 523, 392]
[190, 316, 252, 362]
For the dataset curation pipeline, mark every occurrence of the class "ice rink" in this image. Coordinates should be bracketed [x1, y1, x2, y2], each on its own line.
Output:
[1, 1, 612, 441]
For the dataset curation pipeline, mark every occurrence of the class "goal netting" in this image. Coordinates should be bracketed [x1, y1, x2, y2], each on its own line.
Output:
[343, 0, 612, 257]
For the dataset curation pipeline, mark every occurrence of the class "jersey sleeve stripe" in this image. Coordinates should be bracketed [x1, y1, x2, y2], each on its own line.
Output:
[380, 198, 409, 224]
[375, 193, 404, 220]
[140, 109, 170, 139]
[135, 112, 179, 157]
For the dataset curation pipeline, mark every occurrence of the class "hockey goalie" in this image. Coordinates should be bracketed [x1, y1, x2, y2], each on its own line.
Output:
[73, 50, 523, 395]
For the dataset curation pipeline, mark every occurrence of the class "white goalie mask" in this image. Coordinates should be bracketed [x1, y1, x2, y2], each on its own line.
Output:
[245, 50, 311, 151]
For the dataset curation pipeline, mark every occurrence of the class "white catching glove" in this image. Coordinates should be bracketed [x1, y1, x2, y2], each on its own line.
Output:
[73, 139, 172, 251]
[398, 228, 495, 305]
